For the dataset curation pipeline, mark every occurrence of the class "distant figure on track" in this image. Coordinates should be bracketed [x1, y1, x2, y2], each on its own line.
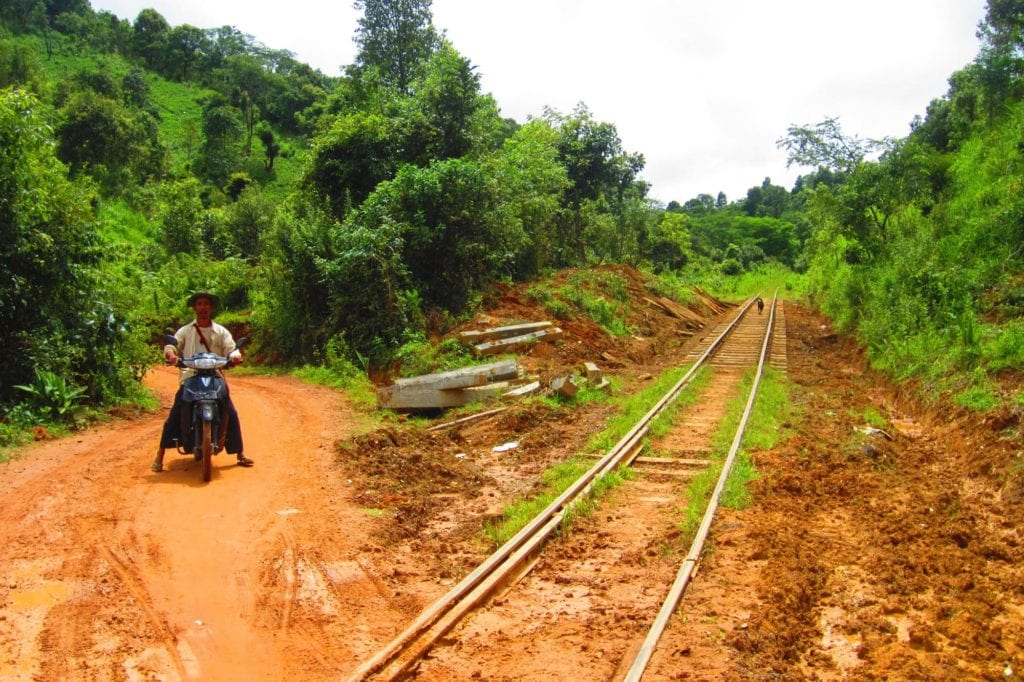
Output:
[756, 296, 764, 314]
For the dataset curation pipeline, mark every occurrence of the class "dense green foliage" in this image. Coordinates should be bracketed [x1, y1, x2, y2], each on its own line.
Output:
[1, 0, 1022, 436]
[0, 88, 146, 412]
[787, 1, 1024, 405]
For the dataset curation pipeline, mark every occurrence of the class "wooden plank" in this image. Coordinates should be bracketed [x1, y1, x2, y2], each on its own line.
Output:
[426, 407, 508, 432]
[643, 296, 674, 317]
[600, 351, 623, 366]
[473, 327, 564, 357]
[392, 359, 519, 390]
[657, 296, 705, 326]
[692, 286, 729, 314]
[377, 382, 511, 410]
[504, 380, 541, 397]
[459, 321, 553, 342]
[634, 456, 709, 466]
[644, 296, 704, 328]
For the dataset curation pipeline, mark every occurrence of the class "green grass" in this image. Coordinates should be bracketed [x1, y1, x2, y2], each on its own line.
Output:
[482, 457, 634, 548]
[0, 423, 33, 459]
[240, 358, 377, 415]
[673, 262, 808, 305]
[288, 364, 377, 411]
[585, 364, 710, 453]
[526, 270, 634, 337]
[981, 320, 1024, 372]
[28, 34, 124, 82]
[645, 269, 698, 306]
[393, 334, 478, 378]
[567, 270, 630, 303]
[483, 363, 712, 548]
[858, 406, 888, 428]
[679, 366, 794, 540]
[98, 199, 158, 244]
[953, 384, 1001, 411]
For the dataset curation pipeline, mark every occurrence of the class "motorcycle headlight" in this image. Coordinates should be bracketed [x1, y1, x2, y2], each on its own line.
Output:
[192, 356, 223, 370]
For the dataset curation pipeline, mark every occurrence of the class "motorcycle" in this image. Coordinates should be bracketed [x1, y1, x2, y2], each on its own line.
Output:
[163, 335, 248, 482]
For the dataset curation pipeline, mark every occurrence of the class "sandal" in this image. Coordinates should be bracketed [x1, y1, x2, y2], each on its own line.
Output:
[236, 455, 254, 467]
[151, 460, 163, 473]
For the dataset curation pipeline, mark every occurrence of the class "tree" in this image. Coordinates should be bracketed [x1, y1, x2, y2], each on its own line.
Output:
[54, 86, 166, 193]
[742, 177, 790, 218]
[304, 110, 397, 217]
[488, 119, 568, 277]
[0, 39, 43, 91]
[120, 67, 149, 108]
[366, 157, 525, 311]
[219, 54, 272, 151]
[0, 88, 110, 404]
[201, 25, 255, 73]
[544, 103, 645, 264]
[406, 42, 488, 161]
[253, 197, 338, 360]
[156, 178, 206, 255]
[131, 8, 169, 71]
[777, 116, 884, 174]
[980, 0, 1024, 57]
[683, 193, 715, 215]
[223, 184, 275, 259]
[646, 211, 692, 272]
[196, 96, 244, 183]
[256, 122, 279, 171]
[353, 0, 439, 93]
[164, 24, 207, 81]
[87, 11, 133, 55]
[0, 0, 43, 30]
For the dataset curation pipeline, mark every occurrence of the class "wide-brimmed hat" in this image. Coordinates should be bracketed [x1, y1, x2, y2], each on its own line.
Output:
[186, 291, 220, 308]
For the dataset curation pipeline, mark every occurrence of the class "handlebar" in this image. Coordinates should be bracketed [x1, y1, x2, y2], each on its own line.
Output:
[163, 335, 249, 369]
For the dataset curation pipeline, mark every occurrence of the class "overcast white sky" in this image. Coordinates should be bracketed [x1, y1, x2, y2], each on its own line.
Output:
[90, 0, 987, 205]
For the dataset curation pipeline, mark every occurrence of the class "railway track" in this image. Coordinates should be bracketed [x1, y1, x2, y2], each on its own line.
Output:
[347, 294, 784, 681]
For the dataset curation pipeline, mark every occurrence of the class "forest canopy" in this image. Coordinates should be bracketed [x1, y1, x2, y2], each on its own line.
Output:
[1, 0, 1022, 426]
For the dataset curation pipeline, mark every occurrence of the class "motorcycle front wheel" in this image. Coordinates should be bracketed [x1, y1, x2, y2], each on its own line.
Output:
[201, 420, 213, 482]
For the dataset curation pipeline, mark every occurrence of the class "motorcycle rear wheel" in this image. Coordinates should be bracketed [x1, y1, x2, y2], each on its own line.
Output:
[201, 420, 213, 482]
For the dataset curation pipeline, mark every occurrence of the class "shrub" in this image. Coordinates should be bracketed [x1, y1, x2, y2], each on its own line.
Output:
[14, 369, 87, 421]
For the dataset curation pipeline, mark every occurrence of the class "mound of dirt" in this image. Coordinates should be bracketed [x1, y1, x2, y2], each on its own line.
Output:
[458, 264, 728, 383]
[340, 265, 728, 542]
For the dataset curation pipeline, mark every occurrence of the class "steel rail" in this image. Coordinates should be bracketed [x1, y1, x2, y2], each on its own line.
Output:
[345, 296, 760, 682]
[622, 291, 778, 682]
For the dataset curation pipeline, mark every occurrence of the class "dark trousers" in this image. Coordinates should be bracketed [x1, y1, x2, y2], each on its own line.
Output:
[159, 386, 243, 454]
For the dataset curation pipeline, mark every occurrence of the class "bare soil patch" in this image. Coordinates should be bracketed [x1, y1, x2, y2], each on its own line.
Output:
[345, 289, 1024, 681]
[643, 304, 1024, 681]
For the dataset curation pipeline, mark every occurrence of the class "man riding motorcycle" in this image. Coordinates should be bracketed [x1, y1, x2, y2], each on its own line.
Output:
[151, 291, 254, 472]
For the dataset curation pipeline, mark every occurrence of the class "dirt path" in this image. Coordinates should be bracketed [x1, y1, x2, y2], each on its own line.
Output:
[0, 366, 392, 681]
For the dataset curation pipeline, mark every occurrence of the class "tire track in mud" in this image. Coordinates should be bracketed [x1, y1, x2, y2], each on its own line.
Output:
[99, 543, 192, 679]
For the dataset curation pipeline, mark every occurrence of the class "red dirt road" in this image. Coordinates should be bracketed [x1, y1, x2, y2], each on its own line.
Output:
[0, 366, 383, 680]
